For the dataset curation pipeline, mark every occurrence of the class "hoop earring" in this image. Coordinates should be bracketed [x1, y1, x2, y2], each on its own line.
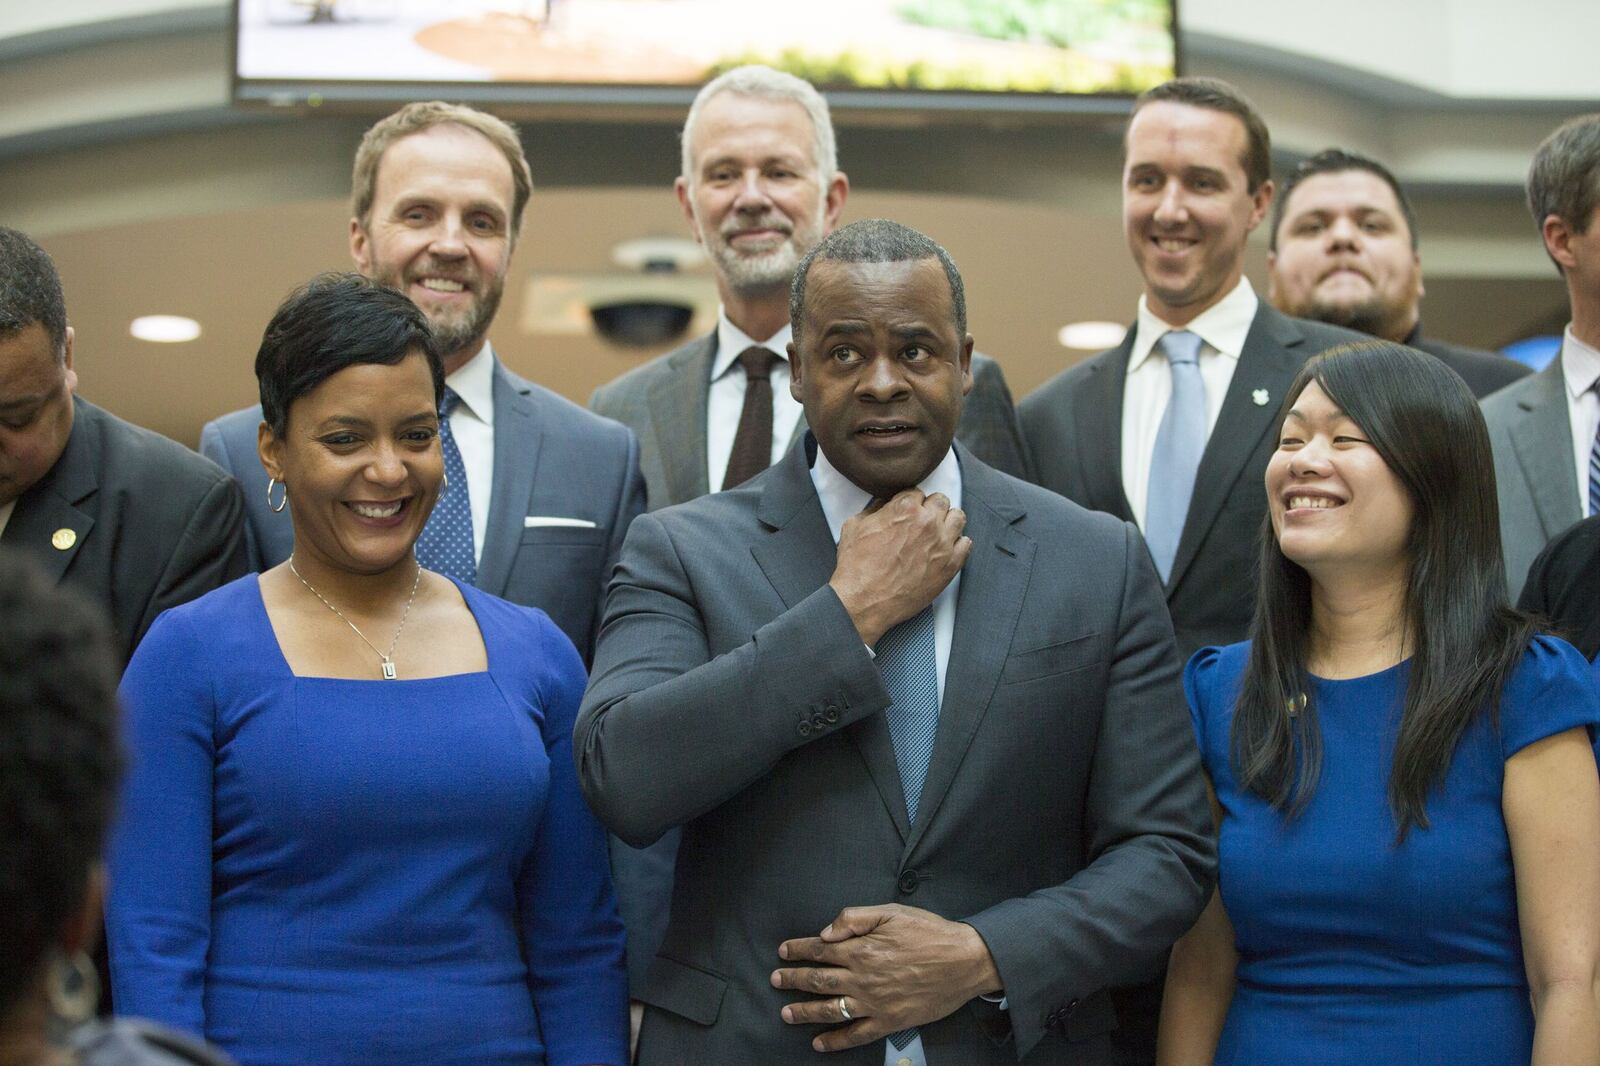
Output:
[47, 951, 99, 1026]
[266, 477, 287, 513]
[441, 471, 450, 493]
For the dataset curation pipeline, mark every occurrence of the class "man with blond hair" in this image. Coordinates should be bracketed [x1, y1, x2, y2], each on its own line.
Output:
[200, 101, 645, 664]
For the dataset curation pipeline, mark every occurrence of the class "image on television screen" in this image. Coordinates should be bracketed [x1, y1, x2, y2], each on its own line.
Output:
[235, 0, 1176, 99]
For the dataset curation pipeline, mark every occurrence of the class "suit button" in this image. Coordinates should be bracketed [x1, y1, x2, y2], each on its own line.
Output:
[823, 703, 840, 724]
[897, 869, 920, 895]
[811, 711, 827, 730]
[797, 720, 812, 737]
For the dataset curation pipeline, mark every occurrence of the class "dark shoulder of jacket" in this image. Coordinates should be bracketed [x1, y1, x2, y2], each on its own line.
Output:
[69, 1018, 238, 1066]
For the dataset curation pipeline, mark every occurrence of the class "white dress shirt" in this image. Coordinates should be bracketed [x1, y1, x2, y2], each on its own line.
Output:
[442, 340, 496, 564]
[1560, 326, 1600, 515]
[1121, 276, 1259, 531]
[0, 498, 15, 538]
[707, 310, 806, 491]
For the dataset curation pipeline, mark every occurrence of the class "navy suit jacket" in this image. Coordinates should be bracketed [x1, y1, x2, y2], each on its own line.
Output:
[199, 357, 645, 664]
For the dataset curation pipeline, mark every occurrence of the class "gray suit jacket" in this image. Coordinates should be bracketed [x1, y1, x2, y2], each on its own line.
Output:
[575, 439, 1215, 1064]
[1020, 304, 1366, 659]
[1483, 356, 1581, 600]
[591, 335, 1032, 511]
[3, 397, 247, 669]
[199, 357, 645, 663]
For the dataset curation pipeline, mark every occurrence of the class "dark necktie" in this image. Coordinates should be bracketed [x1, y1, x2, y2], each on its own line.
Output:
[721, 346, 780, 491]
[1589, 380, 1599, 518]
[415, 387, 477, 585]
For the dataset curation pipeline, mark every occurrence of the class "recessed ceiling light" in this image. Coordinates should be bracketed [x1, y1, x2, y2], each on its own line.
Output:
[130, 315, 201, 343]
[1057, 321, 1126, 351]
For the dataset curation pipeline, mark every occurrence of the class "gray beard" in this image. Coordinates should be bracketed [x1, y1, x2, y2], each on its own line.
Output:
[711, 240, 803, 295]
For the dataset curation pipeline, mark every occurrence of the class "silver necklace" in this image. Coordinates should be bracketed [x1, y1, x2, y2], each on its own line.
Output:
[287, 554, 422, 680]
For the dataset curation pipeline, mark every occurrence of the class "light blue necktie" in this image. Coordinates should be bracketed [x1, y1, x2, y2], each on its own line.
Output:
[1588, 382, 1599, 517]
[415, 387, 477, 585]
[875, 605, 939, 1061]
[1144, 330, 1207, 583]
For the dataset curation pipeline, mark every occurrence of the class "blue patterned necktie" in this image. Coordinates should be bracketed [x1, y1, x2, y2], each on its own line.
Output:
[1589, 381, 1599, 517]
[415, 387, 477, 585]
[875, 606, 939, 1063]
[1144, 330, 1207, 583]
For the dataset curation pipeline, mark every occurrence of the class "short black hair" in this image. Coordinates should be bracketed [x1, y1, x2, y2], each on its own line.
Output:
[1131, 77, 1273, 195]
[0, 227, 69, 360]
[1270, 148, 1420, 252]
[0, 550, 122, 1014]
[790, 218, 967, 343]
[256, 273, 443, 436]
[1527, 113, 1600, 272]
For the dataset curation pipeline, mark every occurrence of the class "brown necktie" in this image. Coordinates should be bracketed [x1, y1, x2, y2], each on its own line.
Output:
[721, 346, 781, 490]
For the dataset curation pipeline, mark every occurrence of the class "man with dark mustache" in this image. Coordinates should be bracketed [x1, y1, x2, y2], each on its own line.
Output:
[198, 101, 645, 664]
[1267, 148, 1530, 398]
[578, 218, 1213, 1066]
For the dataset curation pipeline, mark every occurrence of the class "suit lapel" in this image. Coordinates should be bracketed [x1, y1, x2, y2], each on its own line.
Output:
[1166, 305, 1303, 591]
[478, 361, 545, 597]
[905, 451, 1031, 855]
[1075, 331, 1136, 521]
[0, 401, 97, 583]
[1508, 359, 1580, 538]
[648, 335, 713, 505]
[750, 440, 912, 842]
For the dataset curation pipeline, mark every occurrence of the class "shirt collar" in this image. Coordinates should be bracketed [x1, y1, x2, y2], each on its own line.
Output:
[712, 307, 793, 382]
[1128, 275, 1258, 375]
[445, 339, 496, 425]
[1561, 324, 1600, 399]
[809, 443, 963, 545]
[0, 498, 15, 538]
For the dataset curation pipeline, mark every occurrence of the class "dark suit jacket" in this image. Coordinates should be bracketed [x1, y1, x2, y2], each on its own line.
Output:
[1, 397, 246, 668]
[1020, 304, 1365, 658]
[575, 439, 1215, 1065]
[199, 357, 645, 663]
[1518, 513, 1600, 660]
[1483, 356, 1581, 601]
[1404, 326, 1531, 399]
[591, 334, 1032, 511]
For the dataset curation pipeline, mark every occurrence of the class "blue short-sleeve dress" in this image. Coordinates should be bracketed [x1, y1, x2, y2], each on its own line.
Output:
[107, 574, 628, 1066]
[1185, 636, 1600, 1065]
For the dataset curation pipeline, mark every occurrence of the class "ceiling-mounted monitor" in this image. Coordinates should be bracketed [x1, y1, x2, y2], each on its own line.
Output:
[233, 0, 1178, 116]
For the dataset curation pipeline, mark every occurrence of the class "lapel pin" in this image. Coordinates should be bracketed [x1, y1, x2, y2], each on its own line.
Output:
[51, 528, 77, 551]
[1252, 388, 1270, 407]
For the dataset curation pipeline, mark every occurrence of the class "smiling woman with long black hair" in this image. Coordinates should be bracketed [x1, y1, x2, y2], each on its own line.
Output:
[1157, 341, 1600, 1066]
[105, 274, 626, 1066]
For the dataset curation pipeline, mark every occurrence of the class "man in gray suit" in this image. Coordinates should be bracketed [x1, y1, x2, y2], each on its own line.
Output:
[588, 64, 1030, 1008]
[577, 219, 1214, 1065]
[1485, 113, 1600, 598]
[1266, 147, 1530, 398]
[591, 65, 1031, 515]
[200, 102, 645, 662]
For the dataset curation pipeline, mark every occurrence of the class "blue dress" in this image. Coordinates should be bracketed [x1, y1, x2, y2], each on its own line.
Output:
[1186, 637, 1600, 1065]
[107, 575, 628, 1066]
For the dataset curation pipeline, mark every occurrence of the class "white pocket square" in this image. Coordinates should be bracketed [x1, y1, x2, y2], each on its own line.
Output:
[524, 516, 597, 528]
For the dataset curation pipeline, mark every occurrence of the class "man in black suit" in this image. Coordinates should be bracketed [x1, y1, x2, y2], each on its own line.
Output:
[1266, 148, 1532, 398]
[1018, 78, 1361, 1063]
[0, 227, 246, 668]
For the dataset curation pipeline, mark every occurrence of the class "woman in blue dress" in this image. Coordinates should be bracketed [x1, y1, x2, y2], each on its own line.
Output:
[106, 274, 628, 1066]
[1157, 341, 1600, 1065]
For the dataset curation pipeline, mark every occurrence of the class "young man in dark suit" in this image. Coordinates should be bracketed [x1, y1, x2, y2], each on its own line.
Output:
[0, 226, 246, 668]
[578, 220, 1213, 1066]
[1266, 147, 1531, 398]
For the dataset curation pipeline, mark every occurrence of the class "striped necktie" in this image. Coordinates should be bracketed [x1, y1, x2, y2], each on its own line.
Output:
[1589, 381, 1599, 517]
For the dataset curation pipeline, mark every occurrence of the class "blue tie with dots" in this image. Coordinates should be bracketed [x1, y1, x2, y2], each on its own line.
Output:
[415, 387, 477, 585]
[1144, 330, 1207, 583]
[875, 605, 939, 1060]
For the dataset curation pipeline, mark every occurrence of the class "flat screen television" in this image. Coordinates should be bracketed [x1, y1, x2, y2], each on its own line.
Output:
[232, 0, 1178, 115]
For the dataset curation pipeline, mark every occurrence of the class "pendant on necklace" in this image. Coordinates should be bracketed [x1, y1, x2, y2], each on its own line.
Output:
[382, 659, 398, 680]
